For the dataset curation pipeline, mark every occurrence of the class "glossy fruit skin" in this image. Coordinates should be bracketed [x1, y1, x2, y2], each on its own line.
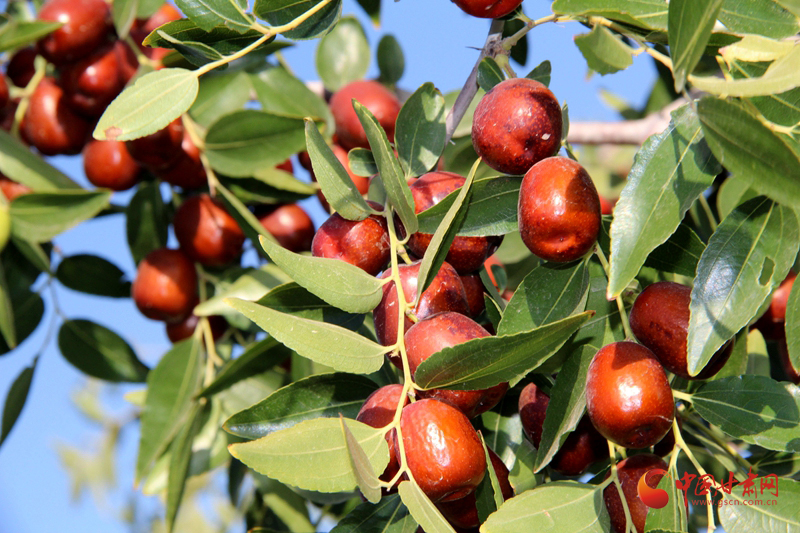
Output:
[158, 131, 207, 189]
[586, 342, 675, 449]
[518, 383, 608, 476]
[132, 248, 197, 323]
[472, 78, 562, 175]
[630, 281, 732, 379]
[356, 384, 408, 482]
[130, 3, 182, 60]
[82, 139, 140, 191]
[329, 80, 401, 150]
[437, 448, 513, 529]
[23, 77, 91, 156]
[755, 271, 797, 340]
[397, 398, 486, 502]
[125, 118, 185, 171]
[374, 260, 470, 348]
[603, 454, 668, 533]
[166, 314, 227, 343]
[407, 172, 503, 274]
[405, 312, 509, 418]
[36, 0, 112, 65]
[518, 157, 601, 262]
[257, 204, 315, 253]
[173, 194, 245, 268]
[460, 255, 504, 317]
[0, 76, 8, 109]
[7, 47, 37, 88]
[311, 201, 391, 275]
[0, 177, 33, 201]
[58, 43, 126, 117]
[451, 0, 523, 18]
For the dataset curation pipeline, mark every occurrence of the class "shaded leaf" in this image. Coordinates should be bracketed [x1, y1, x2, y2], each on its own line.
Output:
[174, 0, 253, 32]
[10, 190, 111, 243]
[194, 265, 291, 317]
[330, 494, 416, 533]
[786, 275, 800, 374]
[0, 130, 79, 190]
[693, 376, 800, 452]
[190, 71, 252, 128]
[687, 197, 799, 375]
[574, 25, 634, 75]
[643, 223, 705, 277]
[56, 254, 130, 298]
[126, 181, 169, 264]
[166, 403, 205, 532]
[224, 372, 377, 439]
[315, 16, 369, 92]
[144, 21, 274, 66]
[94, 69, 199, 141]
[0, 261, 14, 349]
[608, 105, 719, 298]
[341, 415, 381, 503]
[477, 57, 505, 92]
[396, 82, 446, 179]
[398, 481, 455, 533]
[644, 463, 687, 532]
[0, 357, 36, 447]
[255, 0, 343, 40]
[228, 417, 388, 493]
[250, 66, 333, 132]
[377, 34, 404, 85]
[58, 320, 148, 383]
[526, 60, 551, 87]
[415, 312, 593, 391]
[199, 337, 290, 398]
[719, 476, 800, 533]
[668, 0, 724, 91]
[727, 59, 800, 128]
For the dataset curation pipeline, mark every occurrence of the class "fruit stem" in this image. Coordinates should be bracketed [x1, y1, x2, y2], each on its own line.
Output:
[672, 418, 717, 532]
[501, 13, 560, 51]
[696, 194, 718, 232]
[193, 0, 334, 77]
[606, 440, 637, 533]
[684, 414, 755, 473]
[593, 245, 634, 340]
[11, 56, 47, 139]
[444, 19, 506, 146]
[671, 390, 693, 403]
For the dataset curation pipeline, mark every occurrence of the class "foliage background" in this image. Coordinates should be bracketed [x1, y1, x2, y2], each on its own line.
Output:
[0, 0, 666, 530]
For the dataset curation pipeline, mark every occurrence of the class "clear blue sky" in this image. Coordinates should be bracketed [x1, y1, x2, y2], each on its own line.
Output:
[0, 1, 656, 531]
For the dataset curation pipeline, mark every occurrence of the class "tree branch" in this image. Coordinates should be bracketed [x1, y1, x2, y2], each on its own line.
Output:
[566, 98, 685, 145]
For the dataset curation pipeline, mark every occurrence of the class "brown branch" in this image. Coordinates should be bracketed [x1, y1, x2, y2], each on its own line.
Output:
[566, 98, 686, 145]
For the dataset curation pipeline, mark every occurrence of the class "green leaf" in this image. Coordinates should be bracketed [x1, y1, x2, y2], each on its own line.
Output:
[315, 16, 369, 92]
[126, 182, 169, 263]
[330, 494, 416, 533]
[526, 60, 551, 87]
[0, 130, 79, 191]
[194, 265, 291, 317]
[643, 223, 706, 277]
[699, 98, 800, 207]
[552, 0, 669, 30]
[136, 338, 203, 482]
[341, 415, 381, 503]
[571, 261, 626, 352]
[482, 392, 525, 468]
[644, 463, 687, 532]
[691, 46, 800, 96]
[504, 19, 529, 67]
[111, 0, 138, 38]
[349, 148, 378, 177]
[228, 417, 388, 493]
[477, 57, 505, 92]
[251, 166, 316, 195]
[94, 69, 199, 141]
[250, 66, 333, 132]
[58, 319, 148, 383]
[136, 0, 163, 18]
[574, 25, 634, 75]
[55, 254, 130, 298]
[718, 0, 799, 39]
[377, 34, 404, 85]
[215, 184, 275, 256]
[199, 337, 290, 398]
[687, 197, 799, 375]
[482, 481, 610, 533]
[204, 110, 307, 177]
[608, 105, 719, 298]
[10, 190, 111, 243]
[397, 481, 456, 533]
[0, 19, 61, 52]
[166, 403, 205, 532]
[416, 176, 520, 237]
[255, 0, 343, 40]
[415, 312, 593, 391]
[144, 21, 273, 66]
[395, 82, 446, 179]
[0, 261, 14, 349]
[259, 236, 384, 314]
[727, 59, 800, 128]
[226, 297, 388, 374]
[174, 0, 253, 33]
[669, 0, 725, 91]
[224, 372, 377, 439]
[508, 441, 540, 494]
[719, 476, 800, 533]
[786, 276, 800, 374]
[354, 101, 417, 234]
[305, 120, 373, 219]
[498, 260, 588, 336]
[692, 376, 800, 452]
[476, 435, 503, 521]
[190, 71, 252, 128]
[534, 346, 594, 472]
[0, 286, 43, 356]
[415, 160, 477, 301]
[0, 357, 36, 447]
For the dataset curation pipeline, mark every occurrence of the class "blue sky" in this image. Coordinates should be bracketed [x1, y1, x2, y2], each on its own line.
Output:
[0, 0, 657, 531]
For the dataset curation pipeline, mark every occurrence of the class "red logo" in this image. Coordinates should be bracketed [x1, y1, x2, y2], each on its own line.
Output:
[637, 468, 669, 509]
